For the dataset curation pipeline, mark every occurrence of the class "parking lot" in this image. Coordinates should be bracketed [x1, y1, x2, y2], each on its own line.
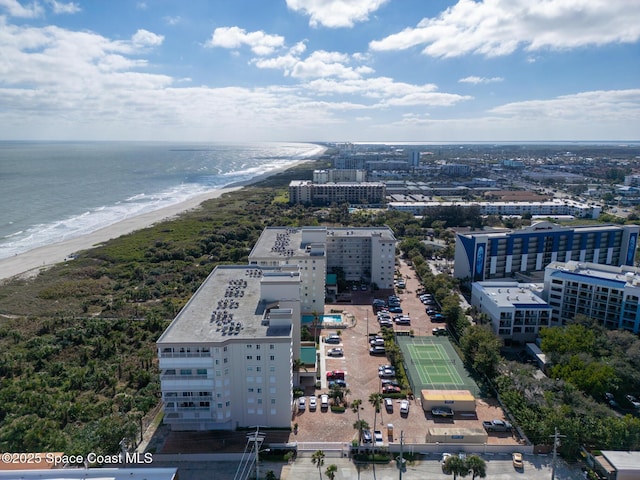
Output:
[292, 259, 520, 447]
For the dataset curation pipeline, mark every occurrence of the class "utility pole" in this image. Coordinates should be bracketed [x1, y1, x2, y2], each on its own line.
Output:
[397, 430, 405, 480]
[550, 427, 566, 480]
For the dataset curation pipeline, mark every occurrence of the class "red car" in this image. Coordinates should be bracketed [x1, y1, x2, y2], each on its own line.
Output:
[326, 370, 345, 380]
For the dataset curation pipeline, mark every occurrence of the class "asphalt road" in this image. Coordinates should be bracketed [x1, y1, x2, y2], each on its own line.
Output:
[155, 453, 586, 480]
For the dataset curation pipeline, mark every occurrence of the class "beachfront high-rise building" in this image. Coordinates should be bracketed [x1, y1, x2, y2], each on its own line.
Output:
[249, 226, 396, 312]
[157, 265, 300, 431]
[543, 261, 640, 334]
[454, 221, 640, 281]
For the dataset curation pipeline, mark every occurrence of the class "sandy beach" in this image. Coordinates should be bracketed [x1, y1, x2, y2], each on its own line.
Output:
[0, 158, 317, 282]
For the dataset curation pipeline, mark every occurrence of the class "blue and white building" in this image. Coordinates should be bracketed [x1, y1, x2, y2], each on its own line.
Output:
[455, 222, 639, 281]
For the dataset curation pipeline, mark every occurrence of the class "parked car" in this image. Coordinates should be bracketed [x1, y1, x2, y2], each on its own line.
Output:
[362, 429, 372, 443]
[440, 453, 452, 472]
[298, 397, 306, 410]
[369, 346, 386, 355]
[374, 430, 384, 445]
[626, 394, 640, 409]
[370, 337, 385, 346]
[326, 370, 345, 380]
[394, 316, 411, 325]
[432, 327, 448, 336]
[309, 396, 317, 411]
[378, 364, 394, 371]
[381, 379, 399, 388]
[483, 419, 512, 432]
[389, 306, 403, 313]
[328, 379, 347, 389]
[512, 452, 524, 469]
[384, 398, 393, 412]
[400, 399, 410, 414]
[383, 385, 401, 394]
[325, 335, 341, 344]
[431, 406, 454, 418]
[379, 368, 395, 378]
[320, 394, 329, 409]
[327, 347, 344, 357]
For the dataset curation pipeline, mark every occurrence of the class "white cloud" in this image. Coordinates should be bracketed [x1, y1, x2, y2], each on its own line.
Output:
[131, 29, 164, 48]
[286, 0, 388, 28]
[164, 15, 182, 26]
[370, 0, 640, 57]
[46, 0, 80, 14]
[459, 76, 504, 84]
[490, 89, 640, 122]
[0, 0, 43, 17]
[303, 77, 472, 108]
[254, 48, 373, 80]
[206, 26, 285, 56]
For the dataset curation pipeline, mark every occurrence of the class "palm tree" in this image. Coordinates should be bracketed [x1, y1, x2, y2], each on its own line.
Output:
[311, 450, 325, 479]
[368, 392, 383, 436]
[466, 455, 487, 479]
[352, 419, 370, 445]
[311, 310, 321, 346]
[351, 398, 362, 421]
[444, 455, 469, 479]
[325, 464, 338, 480]
[293, 358, 305, 386]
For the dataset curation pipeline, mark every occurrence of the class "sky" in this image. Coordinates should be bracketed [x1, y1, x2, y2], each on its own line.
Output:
[0, 0, 639, 143]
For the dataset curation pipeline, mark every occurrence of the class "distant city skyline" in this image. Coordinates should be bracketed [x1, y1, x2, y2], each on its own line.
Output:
[1, 0, 639, 142]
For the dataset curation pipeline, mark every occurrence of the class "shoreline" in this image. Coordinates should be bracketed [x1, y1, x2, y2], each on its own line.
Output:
[0, 158, 317, 282]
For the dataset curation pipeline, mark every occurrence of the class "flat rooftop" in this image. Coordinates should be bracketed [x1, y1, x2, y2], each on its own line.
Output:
[157, 265, 297, 344]
[547, 261, 640, 288]
[475, 282, 549, 309]
[249, 226, 396, 259]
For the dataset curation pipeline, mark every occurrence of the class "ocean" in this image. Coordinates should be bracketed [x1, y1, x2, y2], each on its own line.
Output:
[0, 141, 323, 260]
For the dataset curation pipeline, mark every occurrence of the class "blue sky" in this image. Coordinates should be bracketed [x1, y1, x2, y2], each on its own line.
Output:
[1, 0, 639, 142]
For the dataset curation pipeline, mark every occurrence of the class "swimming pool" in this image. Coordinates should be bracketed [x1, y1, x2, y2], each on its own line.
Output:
[301, 314, 343, 325]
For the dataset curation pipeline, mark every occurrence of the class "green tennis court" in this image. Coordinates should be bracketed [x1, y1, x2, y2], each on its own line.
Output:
[396, 335, 480, 396]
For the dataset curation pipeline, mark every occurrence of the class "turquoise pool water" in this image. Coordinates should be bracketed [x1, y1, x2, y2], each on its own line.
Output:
[301, 314, 343, 325]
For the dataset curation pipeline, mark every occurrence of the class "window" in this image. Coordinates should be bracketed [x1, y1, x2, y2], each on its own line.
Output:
[270, 344, 275, 350]
[256, 344, 260, 350]
[180, 369, 192, 376]
[197, 369, 207, 375]
[270, 355, 275, 361]
[246, 355, 253, 360]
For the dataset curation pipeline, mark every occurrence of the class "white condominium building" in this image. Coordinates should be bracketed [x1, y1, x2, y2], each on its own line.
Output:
[471, 281, 552, 341]
[543, 261, 640, 334]
[249, 226, 396, 313]
[157, 265, 301, 431]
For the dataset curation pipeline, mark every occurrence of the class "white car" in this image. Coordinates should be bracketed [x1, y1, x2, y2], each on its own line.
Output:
[374, 430, 384, 446]
[298, 396, 306, 410]
[320, 394, 329, 409]
[309, 396, 317, 410]
[400, 399, 409, 414]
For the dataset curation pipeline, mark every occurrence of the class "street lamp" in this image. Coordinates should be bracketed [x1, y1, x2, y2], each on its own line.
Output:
[256, 447, 271, 480]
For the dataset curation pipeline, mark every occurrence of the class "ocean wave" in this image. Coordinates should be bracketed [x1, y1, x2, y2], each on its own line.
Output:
[0, 142, 323, 260]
